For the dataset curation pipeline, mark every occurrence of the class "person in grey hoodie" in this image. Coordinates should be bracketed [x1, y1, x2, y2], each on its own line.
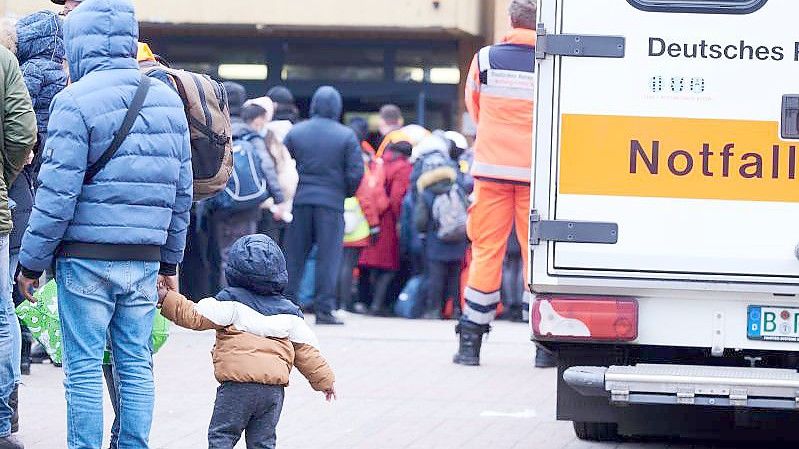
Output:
[284, 86, 363, 325]
[208, 82, 284, 291]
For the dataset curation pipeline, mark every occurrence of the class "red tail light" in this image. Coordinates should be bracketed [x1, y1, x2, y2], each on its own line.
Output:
[532, 295, 638, 342]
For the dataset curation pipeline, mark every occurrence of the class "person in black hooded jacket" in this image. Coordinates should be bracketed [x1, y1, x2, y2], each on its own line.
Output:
[284, 86, 363, 325]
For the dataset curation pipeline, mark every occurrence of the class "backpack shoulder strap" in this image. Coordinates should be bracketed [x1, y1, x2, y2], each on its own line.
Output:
[242, 132, 261, 143]
[477, 45, 492, 84]
[84, 75, 151, 184]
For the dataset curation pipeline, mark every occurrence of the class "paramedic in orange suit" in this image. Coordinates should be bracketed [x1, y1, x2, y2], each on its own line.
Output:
[453, 0, 550, 367]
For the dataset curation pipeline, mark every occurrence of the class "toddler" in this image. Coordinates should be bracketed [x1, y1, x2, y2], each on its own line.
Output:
[158, 234, 335, 449]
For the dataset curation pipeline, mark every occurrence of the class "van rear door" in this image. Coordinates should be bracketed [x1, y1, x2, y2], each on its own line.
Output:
[533, 0, 799, 289]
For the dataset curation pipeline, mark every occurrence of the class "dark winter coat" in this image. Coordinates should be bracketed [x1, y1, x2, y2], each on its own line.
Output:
[19, 0, 193, 275]
[0, 46, 37, 236]
[284, 86, 363, 212]
[11, 12, 67, 253]
[16, 11, 67, 138]
[9, 170, 34, 253]
[399, 190, 417, 258]
[414, 166, 468, 263]
[359, 150, 411, 271]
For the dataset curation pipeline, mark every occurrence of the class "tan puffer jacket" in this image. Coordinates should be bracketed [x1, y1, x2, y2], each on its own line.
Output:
[160, 290, 335, 391]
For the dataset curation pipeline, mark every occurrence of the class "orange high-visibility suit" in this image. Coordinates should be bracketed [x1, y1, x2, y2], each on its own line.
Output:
[462, 28, 536, 325]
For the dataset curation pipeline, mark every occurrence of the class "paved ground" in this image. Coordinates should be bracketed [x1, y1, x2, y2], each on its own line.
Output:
[15, 314, 782, 448]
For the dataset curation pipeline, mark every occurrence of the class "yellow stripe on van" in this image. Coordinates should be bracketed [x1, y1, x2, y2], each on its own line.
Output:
[559, 114, 799, 203]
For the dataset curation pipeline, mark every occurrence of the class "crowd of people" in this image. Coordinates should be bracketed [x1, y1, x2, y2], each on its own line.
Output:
[0, 0, 541, 447]
[178, 74, 529, 327]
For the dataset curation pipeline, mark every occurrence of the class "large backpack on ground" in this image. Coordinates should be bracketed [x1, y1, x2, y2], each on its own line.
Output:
[210, 133, 271, 213]
[432, 185, 468, 242]
[394, 275, 426, 319]
[142, 65, 233, 201]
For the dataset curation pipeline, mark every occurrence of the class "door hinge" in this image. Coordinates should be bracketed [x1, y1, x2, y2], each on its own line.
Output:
[536, 24, 626, 60]
[530, 210, 618, 245]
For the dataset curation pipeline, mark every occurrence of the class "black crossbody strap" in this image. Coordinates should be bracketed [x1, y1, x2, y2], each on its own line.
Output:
[84, 75, 151, 184]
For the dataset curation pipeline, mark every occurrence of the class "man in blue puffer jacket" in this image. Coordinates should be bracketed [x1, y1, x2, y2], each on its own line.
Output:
[16, 0, 192, 448]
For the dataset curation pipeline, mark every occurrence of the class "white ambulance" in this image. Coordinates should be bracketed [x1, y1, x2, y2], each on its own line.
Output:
[531, 0, 799, 441]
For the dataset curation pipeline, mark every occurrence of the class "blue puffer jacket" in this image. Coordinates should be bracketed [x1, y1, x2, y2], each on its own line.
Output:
[284, 86, 363, 212]
[16, 11, 67, 137]
[19, 0, 193, 275]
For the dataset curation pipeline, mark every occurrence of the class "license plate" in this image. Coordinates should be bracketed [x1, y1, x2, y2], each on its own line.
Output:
[748, 306, 799, 342]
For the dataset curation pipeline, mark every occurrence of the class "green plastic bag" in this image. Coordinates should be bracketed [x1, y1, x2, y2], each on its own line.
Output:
[103, 311, 170, 364]
[15, 280, 62, 364]
[15, 280, 170, 366]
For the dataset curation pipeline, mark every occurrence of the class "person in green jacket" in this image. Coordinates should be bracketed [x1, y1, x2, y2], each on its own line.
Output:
[0, 44, 37, 449]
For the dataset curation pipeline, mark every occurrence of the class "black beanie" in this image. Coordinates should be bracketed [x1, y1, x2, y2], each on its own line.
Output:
[388, 141, 412, 157]
[223, 82, 247, 117]
[267, 86, 295, 105]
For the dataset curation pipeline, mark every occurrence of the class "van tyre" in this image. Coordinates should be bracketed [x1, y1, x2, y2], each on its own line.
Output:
[572, 421, 620, 442]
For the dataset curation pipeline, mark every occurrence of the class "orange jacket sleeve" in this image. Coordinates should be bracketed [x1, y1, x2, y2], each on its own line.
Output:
[465, 54, 481, 125]
[160, 291, 219, 331]
[292, 342, 336, 391]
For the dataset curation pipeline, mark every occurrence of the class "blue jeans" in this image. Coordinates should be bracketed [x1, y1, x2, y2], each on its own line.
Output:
[0, 235, 17, 438]
[56, 258, 158, 449]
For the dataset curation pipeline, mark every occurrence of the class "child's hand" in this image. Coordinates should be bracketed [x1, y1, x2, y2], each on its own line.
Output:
[324, 385, 337, 402]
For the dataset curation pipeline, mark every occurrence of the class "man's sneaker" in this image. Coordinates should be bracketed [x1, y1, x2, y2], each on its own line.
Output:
[0, 434, 25, 449]
[316, 312, 344, 325]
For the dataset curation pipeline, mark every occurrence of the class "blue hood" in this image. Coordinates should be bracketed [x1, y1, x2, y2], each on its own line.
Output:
[220, 235, 301, 318]
[224, 234, 289, 295]
[63, 0, 139, 82]
[16, 11, 65, 63]
[310, 85, 343, 120]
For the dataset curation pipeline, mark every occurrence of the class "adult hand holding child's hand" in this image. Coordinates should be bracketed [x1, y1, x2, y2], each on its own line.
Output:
[156, 275, 177, 307]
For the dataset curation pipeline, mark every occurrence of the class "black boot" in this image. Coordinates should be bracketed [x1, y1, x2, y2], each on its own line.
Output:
[19, 329, 31, 376]
[0, 435, 24, 449]
[29, 344, 46, 365]
[422, 299, 442, 320]
[453, 322, 490, 366]
[534, 346, 557, 368]
[9, 385, 18, 434]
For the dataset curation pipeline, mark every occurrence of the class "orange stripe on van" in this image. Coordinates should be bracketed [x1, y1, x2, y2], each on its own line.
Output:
[559, 114, 799, 203]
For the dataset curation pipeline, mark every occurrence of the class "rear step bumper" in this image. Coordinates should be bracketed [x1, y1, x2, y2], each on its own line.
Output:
[564, 364, 799, 410]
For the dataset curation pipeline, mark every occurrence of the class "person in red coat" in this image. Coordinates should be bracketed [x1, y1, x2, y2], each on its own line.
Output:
[359, 141, 412, 315]
[338, 119, 388, 312]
